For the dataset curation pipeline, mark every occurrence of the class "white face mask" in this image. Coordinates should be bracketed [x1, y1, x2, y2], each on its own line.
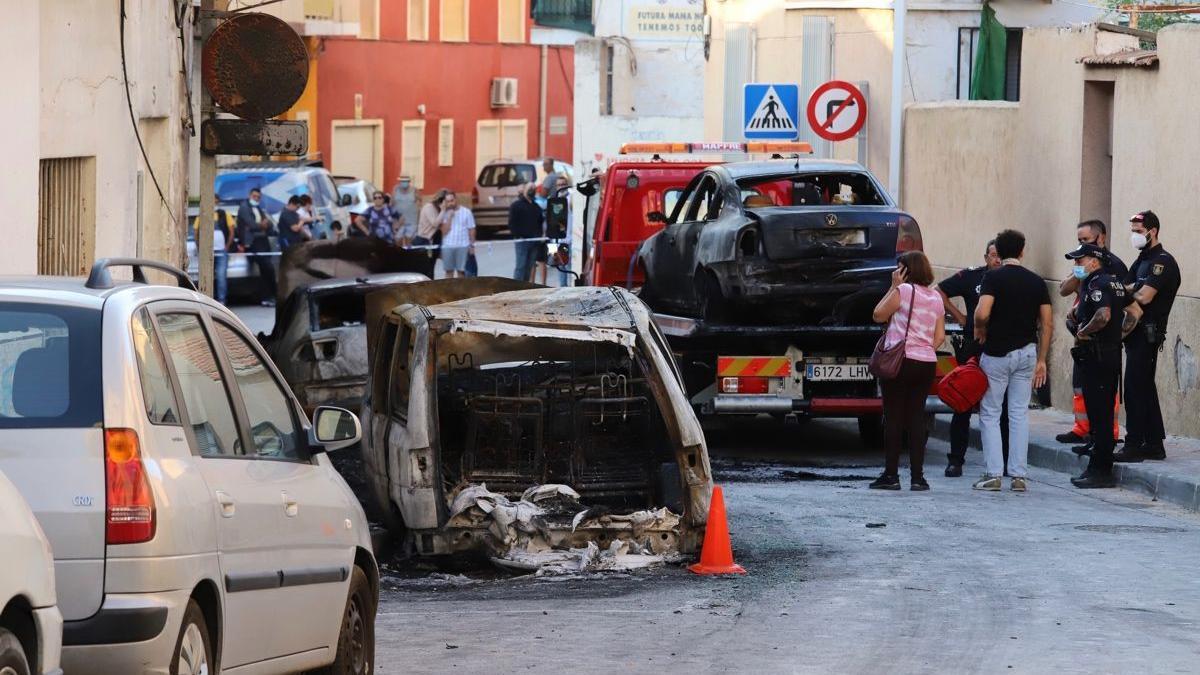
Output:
[1131, 232, 1149, 250]
[249, 198, 260, 207]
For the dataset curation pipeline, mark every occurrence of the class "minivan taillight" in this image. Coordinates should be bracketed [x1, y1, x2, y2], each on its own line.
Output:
[896, 215, 924, 253]
[105, 429, 156, 545]
[471, 186, 480, 206]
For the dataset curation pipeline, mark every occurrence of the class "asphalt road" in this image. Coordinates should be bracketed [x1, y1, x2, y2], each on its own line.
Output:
[229, 306, 1200, 675]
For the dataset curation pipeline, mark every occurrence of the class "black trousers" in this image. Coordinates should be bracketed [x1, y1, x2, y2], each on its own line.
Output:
[881, 358, 937, 478]
[949, 340, 1009, 465]
[1079, 343, 1122, 474]
[1124, 333, 1164, 448]
[249, 244, 277, 299]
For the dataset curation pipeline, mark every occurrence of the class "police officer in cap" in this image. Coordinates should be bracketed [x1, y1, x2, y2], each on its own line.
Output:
[1116, 210, 1181, 462]
[1065, 243, 1142, 489]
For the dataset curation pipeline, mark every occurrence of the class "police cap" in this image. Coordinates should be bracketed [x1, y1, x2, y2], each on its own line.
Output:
[1064, 242, 1109, 262]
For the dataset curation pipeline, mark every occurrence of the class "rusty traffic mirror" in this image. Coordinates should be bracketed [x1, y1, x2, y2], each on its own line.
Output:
[202, 12, 308, 120]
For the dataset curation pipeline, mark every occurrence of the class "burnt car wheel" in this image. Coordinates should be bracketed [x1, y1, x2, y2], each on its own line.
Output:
[695, 271, 730, 323]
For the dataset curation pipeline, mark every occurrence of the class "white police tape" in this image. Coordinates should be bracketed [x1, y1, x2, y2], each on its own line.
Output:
[225, 235, 565, 257]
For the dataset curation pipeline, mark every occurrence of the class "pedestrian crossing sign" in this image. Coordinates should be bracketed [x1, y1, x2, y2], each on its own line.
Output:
[743, 83, 800, 140]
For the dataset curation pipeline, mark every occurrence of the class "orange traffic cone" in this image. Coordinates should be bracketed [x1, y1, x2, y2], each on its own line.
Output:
[688, 485, 746, 575]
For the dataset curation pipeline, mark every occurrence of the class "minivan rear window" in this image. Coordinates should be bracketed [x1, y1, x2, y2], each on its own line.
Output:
[0, 304, 102, 428]
[478, 164, 536, 188]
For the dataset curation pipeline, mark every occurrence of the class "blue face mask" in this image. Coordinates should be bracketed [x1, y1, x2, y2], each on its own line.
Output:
[1072, 265, 1088, 279]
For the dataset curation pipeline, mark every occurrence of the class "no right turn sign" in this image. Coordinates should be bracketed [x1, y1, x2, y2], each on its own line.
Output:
[806, 80, 867, 143]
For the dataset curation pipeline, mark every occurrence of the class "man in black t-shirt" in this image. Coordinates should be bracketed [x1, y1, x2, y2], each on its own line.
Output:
[972, 229, 1053, 492]
[1055, 220, 1126, 447]
[935, 239, 1007, 477]
[1115, 210, 1181, 462]
[508, 184, 544, 282]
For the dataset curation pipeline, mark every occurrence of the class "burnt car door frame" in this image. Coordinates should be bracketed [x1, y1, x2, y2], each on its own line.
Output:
[653, 172, 725, 308]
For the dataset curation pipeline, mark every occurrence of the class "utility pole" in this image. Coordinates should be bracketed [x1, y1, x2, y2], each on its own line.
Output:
[196, 0, 216, 297]
[888, 0, 907, 203]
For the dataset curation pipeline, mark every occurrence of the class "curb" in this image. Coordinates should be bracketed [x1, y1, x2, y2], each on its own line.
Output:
[930, 416, 1200, 512]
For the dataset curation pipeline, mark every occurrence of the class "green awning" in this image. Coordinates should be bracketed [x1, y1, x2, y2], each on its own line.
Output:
[531, 0, 594, 35]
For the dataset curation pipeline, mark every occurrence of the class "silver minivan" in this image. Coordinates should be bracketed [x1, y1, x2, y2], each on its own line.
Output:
[0, 259, 377, 675]
[473, 158, 573, 233]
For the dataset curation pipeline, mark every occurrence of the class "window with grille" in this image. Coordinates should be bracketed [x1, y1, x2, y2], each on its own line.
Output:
[38, 157, 96, 277]
[438, 120, 455, 167]
[957, 27, 1023, 101]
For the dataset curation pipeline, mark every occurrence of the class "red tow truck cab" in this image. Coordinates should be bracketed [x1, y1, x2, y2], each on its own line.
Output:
[581, 160, 709, 288]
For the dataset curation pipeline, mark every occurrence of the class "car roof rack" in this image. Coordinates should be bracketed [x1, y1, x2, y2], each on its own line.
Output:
[85, 258, 197, 291]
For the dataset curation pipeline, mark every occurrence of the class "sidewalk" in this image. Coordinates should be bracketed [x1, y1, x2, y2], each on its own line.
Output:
[931, 407, 1200, 511]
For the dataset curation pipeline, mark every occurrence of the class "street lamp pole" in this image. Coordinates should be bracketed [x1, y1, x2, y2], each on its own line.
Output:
[889, 0, 907, 204]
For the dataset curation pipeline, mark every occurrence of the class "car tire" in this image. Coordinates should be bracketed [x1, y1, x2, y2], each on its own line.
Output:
[170, 600, 212, 675]
[0, 627, 31, 675]
[858, 414, 884, 448]
[695, 271, 729, 323]
[320, 566, 376, 675]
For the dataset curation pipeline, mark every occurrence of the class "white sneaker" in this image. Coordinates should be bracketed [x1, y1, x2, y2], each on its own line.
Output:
[972, 476, 1002, 491]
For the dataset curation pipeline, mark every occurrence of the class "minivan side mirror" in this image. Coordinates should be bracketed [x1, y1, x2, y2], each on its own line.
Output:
[646, 211, 666, 223]
[311, 406, 361, 452]
[340, 193, 353, 207]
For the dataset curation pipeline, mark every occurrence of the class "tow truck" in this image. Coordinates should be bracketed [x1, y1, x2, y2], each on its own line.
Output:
[577, 142, 956, 443]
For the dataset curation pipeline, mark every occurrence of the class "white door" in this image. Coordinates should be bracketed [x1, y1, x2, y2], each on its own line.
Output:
[208, 317, 355, 657]
[476, 120, 501, 173]
[333, 123, 382, 186]
[500, 119, 528, 161]
[153, 310, 293, 668]
[401, 120, 427, 189]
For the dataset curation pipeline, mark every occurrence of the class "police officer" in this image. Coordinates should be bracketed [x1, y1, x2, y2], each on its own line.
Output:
[934, 239, 1007, 477]
[1056, 220, 1127, 450]
[1065, 244, 1141, 489]
[1115, 210, 1181, 462]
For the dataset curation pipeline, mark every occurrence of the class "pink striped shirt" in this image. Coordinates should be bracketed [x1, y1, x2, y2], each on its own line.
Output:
[883, 283, 942, 363]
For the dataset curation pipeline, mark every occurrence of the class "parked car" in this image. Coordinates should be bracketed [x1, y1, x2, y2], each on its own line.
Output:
[216, 161, 353, 239]
[264, 272, 429, 413]
[636, 159, 921, 325]
[184, 206, 273, 302]
[359, 278, 713, 567]
[0, 470, 62, 675]
[472, 158, 573, 234]
[0, 259, 377, 675]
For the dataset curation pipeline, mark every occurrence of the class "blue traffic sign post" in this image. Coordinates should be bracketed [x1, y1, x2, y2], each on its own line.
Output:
[743, 83, 800, 141]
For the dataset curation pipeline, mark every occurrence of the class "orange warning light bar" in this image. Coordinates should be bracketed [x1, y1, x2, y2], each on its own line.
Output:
[619, 141, 814, 155]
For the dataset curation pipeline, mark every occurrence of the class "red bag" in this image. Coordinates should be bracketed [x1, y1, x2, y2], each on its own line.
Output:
[937, 357, 989, 414]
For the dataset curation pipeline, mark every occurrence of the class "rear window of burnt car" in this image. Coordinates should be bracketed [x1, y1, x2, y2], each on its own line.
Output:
[737, 172, 887, 207]
[477, 164, 536, 188]
[0, 304, 102, 428]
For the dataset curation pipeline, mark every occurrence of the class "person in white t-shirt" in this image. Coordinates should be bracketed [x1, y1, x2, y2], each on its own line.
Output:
[437, 191, 475, 279]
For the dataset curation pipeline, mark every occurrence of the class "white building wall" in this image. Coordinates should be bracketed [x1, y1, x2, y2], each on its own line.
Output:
[0, 3, 41, 274]
[4, 0, 193, 276]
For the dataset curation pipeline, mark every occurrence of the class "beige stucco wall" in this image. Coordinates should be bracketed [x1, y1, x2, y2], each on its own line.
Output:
[903, 23, 1200, 437]
[1, 0, 191, 276]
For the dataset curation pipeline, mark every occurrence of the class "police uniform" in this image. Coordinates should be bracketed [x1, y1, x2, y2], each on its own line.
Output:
[1121, 240, 1181, 459]
[1067, 245, 1133, 485]
[1066, 250, 1127, 443]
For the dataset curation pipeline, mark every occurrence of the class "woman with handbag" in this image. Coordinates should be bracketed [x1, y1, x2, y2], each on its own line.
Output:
[868, 251, 946, 491]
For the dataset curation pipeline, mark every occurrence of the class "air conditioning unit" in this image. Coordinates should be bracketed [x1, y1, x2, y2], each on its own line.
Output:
[490, 77, 518, 108]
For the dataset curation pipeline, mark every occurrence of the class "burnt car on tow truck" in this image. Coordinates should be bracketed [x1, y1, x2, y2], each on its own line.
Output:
[636, 159, 923, 326]
[359, 278, 712, 571]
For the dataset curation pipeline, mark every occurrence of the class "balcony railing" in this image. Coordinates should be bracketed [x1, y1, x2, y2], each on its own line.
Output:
[531, 0, 593, 35]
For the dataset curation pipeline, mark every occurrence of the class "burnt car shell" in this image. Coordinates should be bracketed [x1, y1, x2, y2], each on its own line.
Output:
[637, 159, 919, 326]
[264, 273, 429, 412]
[360, 279, 712, 558]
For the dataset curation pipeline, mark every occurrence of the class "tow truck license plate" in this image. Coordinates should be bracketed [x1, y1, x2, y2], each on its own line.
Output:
[806, 364, 872, 381]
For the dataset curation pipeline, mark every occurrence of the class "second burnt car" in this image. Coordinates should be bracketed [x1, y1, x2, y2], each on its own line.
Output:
[636, 159, 922, 326]
[359, 278, 713, 570]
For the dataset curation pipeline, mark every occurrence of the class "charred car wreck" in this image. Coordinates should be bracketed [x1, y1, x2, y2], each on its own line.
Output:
[637, 159, 922, 326]
[261, 239, 433, 411]
[360, 279, 712, 570]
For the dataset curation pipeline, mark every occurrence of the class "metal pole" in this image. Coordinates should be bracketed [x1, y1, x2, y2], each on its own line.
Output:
[197, 0, 216, 298]
[888, 0, 906, 203]
[539, 44, 548, 157]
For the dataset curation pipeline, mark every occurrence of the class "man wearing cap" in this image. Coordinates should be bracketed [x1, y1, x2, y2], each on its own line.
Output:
[1116, 210, 1181, 462]
[1065, 243, 1142, 488]
[1056, 220, 1126, 456]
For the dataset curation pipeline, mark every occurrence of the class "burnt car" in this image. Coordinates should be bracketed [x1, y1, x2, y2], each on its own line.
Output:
[636, 159, 922, 325]
[261, 239, 435, 411]
[359, 278, 712, 570]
